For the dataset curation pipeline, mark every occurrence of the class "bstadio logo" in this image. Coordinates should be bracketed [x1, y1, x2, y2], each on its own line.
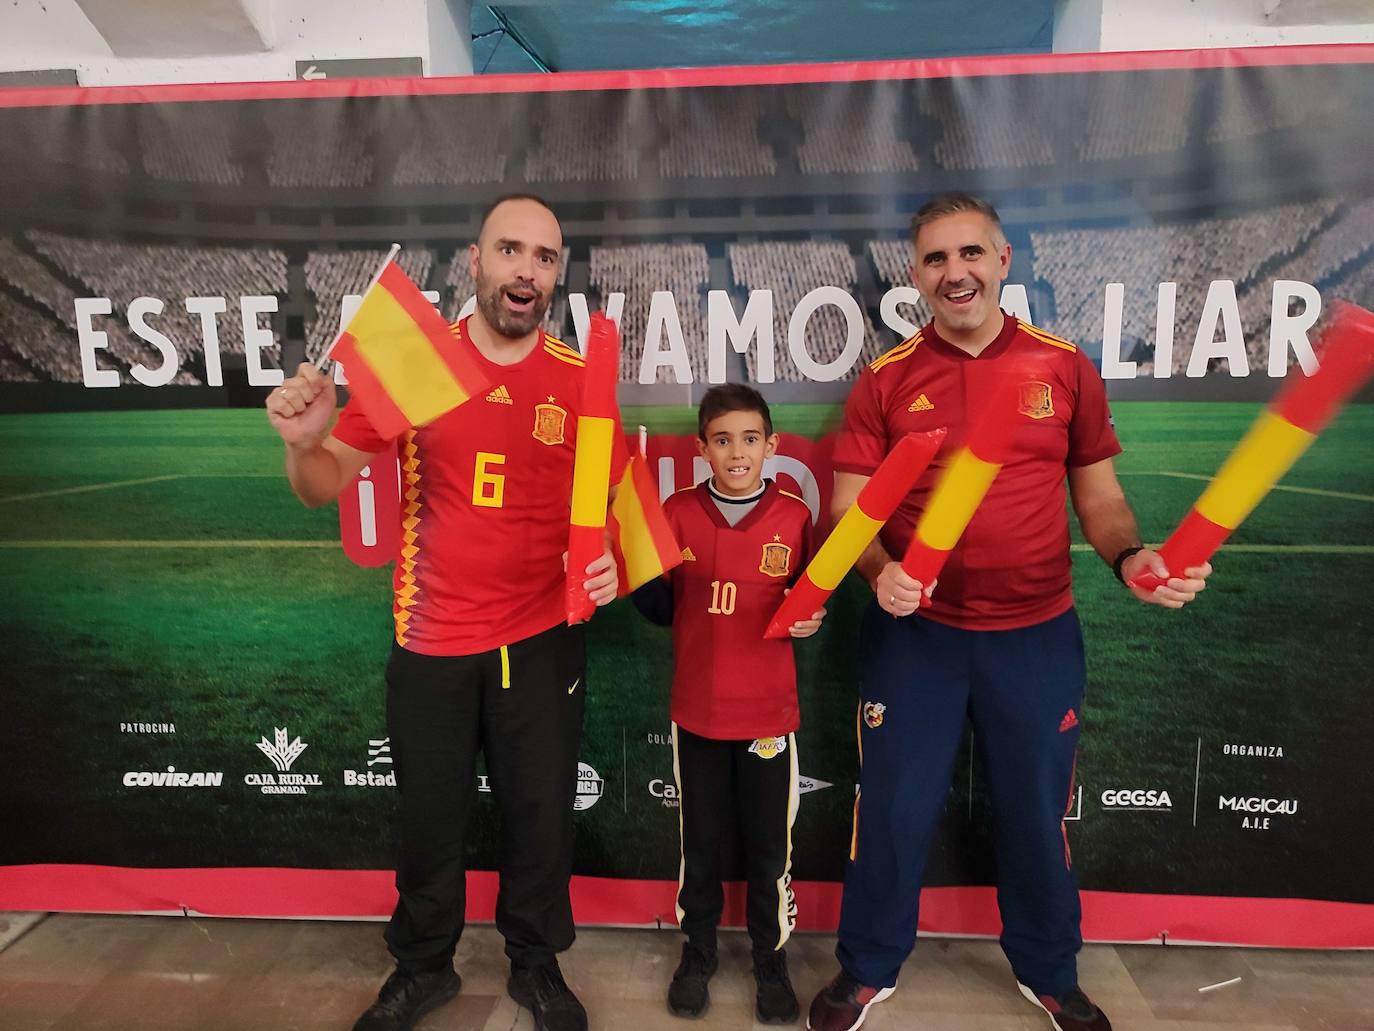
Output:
[344, 738, 397, 787]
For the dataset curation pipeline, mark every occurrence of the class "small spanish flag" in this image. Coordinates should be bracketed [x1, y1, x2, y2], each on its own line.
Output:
[328, 251, 489, 440]
[608, 452, 682, 595]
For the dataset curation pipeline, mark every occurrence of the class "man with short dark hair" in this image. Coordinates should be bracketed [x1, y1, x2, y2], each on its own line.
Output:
[806, 193, 1212, 1031]
[267, 195, 624, 1031]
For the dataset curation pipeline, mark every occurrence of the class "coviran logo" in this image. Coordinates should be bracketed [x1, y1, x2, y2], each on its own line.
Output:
[1100, 788, 1172, 811]
[123, 767, 222, 788]
[245, 727, 322, 795]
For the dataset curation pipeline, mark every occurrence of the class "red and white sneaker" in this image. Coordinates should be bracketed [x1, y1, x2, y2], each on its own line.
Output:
[806, 970, 896, 1031]
[1017, 982, 1113, 1031]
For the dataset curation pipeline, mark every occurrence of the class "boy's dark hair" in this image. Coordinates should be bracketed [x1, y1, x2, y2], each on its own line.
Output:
[698, 383, 773, 439]
[476, 193, 557, 242]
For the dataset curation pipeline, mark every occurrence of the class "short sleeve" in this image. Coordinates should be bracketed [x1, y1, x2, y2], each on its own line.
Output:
[831, 367, 889, 476]
[1067, 348, 1123, 467]
[332, 397, 391, 455]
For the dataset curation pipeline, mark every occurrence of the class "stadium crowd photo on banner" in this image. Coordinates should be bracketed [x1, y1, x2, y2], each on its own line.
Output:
[0, 2, 1372, 1030]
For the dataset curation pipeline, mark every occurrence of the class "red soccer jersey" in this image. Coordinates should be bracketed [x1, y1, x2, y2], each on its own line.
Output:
[332, 317, 628, 656]
[832, 312, 1121, 631]
[663, 481, 814, 740]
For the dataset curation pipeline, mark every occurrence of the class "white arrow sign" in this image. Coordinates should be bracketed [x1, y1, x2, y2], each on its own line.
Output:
[301, 64, 326, 80]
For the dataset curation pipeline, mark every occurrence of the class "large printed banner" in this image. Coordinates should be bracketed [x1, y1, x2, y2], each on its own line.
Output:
[1, 46, 1373, 947]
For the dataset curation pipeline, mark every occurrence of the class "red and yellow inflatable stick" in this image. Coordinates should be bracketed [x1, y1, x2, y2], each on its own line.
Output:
[764, 429, 946, 639]
[565, 313, 620, 625]
[1131, 301, 1374, 592]
[901, 367, 1026, 586]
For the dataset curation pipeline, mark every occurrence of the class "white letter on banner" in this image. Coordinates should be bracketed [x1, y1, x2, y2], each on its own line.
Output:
[1100, 283, 1135, 380]
[127, 297, 179, 387]
[789, 287, 863, 382]
[75, 297, 119, 388]
[570, 292, 625, 353]
[1154, 282, 1177, 378]
[639, 291, 692, 384]
[762, 454, 820, 523]
[1000, 284, 1032, 324]
[1269, 280, 1321, 378]
[242, 295, 282, 386]
[185, 296, 227, 387]
[709, 289, 774, 384]
[879, 286, 923, 340]
[1187, 280, 1249, 378]
[332, 294, 364, 385]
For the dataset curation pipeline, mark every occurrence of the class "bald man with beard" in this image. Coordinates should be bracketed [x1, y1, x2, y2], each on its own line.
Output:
[267, 195, 625, 1031]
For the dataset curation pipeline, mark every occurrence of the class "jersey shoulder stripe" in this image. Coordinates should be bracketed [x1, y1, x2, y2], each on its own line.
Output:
[869, 332, 922, 372]
[543, 342, 586, 368]
[544, 334, 582, 359]
[1018, 321, 1077, 353]
[778, 488, 807, 505]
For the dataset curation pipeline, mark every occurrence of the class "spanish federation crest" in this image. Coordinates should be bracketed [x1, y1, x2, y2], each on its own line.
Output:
[1018, 381, 1054, 420]
[760, 534, 792, 578]
[532, 396, 567, 445]
[748, 737, 787, 760]
[863, 701, 886, 730]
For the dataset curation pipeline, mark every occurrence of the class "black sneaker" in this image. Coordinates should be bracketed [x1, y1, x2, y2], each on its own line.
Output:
[1016, 983, 1113, 1031]
[806, 969, 895, 1031]
[351, 967, 461, 1031]
[508, 962, 588, 1031]
[754, 949, 800, 1024]
[667, 942, 718, 1018]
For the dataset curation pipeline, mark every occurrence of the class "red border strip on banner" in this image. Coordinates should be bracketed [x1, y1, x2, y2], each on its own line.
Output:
[3, 866, 1371, 948]
[1, 43, 1373, 109]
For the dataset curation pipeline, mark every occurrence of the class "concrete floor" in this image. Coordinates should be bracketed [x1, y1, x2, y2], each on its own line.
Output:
[0, 913, 1370, 1030]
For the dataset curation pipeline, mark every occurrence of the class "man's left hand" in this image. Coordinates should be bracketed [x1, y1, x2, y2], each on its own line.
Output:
[583, 547, 619, 606]
[1122, 550, 1212, 609]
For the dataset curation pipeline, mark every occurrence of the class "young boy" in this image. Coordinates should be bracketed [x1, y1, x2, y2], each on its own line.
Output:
[634, 383, 825, 1025]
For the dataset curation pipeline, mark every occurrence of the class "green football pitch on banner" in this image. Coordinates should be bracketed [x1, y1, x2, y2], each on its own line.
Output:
[0, 403, 1371, 903]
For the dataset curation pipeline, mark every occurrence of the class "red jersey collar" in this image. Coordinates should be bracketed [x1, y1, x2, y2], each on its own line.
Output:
[455, 315, 551, 374]
[920, 310, 1018, 362]
[692, 479, 782, 533]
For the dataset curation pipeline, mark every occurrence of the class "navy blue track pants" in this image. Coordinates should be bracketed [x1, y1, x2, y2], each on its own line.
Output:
[836, 604, 1085, 996]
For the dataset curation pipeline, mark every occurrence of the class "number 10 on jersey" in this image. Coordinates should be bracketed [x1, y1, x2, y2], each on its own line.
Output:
[708, 580, 737, 615]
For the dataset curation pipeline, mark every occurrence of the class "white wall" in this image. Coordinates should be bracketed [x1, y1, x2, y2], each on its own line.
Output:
[1056, 0, 1374, 53]
[0, 0, 472, 85]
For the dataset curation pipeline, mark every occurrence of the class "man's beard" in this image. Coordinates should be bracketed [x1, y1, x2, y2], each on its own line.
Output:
[475, 275, 551, 339]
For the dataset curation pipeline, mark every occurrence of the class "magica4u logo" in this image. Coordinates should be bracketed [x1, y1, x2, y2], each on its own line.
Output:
[245, 727, 322, 795]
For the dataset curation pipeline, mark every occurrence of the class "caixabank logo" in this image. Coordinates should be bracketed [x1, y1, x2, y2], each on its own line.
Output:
[245, 727, 323, 795]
